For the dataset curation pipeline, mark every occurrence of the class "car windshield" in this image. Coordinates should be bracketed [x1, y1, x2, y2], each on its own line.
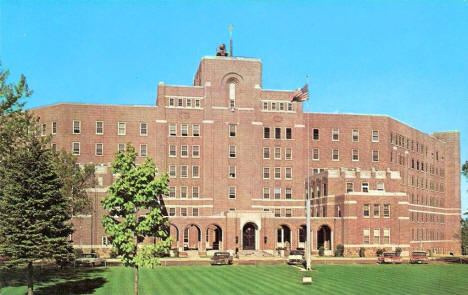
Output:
[214, 253, 229, 257]
[384, 253, 396, 257]
[290, 250, 304, 255]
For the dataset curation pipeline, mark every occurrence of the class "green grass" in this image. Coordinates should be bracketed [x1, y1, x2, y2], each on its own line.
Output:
[1, 264, 467, 295]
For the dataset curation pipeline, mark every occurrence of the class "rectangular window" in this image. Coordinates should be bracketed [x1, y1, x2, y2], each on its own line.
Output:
[271, 102, 276, 111]
[285, 148, 292, 160]
[332, 128, 339, 141]
[383, 204, 391, 218]
[275, 127, 281, 139]
[168, 97, 175, 107]
[41, 123, 46, 136]
[274, 187, 281, 199]
[192, 165, 200, 178]
[274, 147, 281, 159]
[363, 204, 370, 217]
[285, 128, 292, 139]
[263, 167, 270, 179]
[96, 121, 104, 134]
[373, 204, 380, 218]
[192, 187, 199, 198]
[346, 182, 354, 193]
[285, 209, 292, 217]
[95, 143, 103, 156]
[192, 124, 200, 136]
[169, 123, 177, 136]
[285, 187, 292, 199]
[118, 143, 126, 152]
[169, 208, 176, 216]
[363, 229, 370, 244]
[383, 228, 390, 244]
[192, 208, 199, 217]
[279, 102, 285, 111]
[140, 122, 148, 136]
[274, 167, 281, 179]
[52, 122, 57, 134]
[192, 145, 200, 158]
[262, 101, 268, 110]
[228, 186, 236, 199]
[264, 127, 270, 139]
[73, 120, 81, 134]
[169, 187, 176, 198]
[228, 166, 236, 178]
[362, 182, 369, 193]
[169, 145, 176, 157]
[377, 182, 384, 191]
[168, 165, 176, 178]
[180, 165, 188, 178]
[118, 122, 126, 135]
[332, 149, 339, 161]
[180, 187, 187, 198]
[352, 129, 359, 142]
[313, 128, 319, 140]
[177, 98, 183, 107]
[229, 145, 236, 158]
[372, 150, 379, 162]
[140, 144, 147, 157]
[51, 143, 57, 151]
[102, 236, 108, 246]
[372, 130, 379, 142]
[180, 145, 188, 157]
[313, 148, 319, 160]
[72, 142, 80, 155]
[263, 187, 270, 199]
[229, 124, 236, 137]
[186, 98, 192, 108]
[274, 209, 281, 217]
[285, 168, 292, 179]
[180, 208, 187, 217]
[352, 149, 359, 161]
[181, 124, 188, 136]
[373, 229, 380, 244]
[263, 147, 270, 159]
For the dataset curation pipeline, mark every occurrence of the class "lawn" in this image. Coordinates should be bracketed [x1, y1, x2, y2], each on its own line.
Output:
[1, 264, 467, 295]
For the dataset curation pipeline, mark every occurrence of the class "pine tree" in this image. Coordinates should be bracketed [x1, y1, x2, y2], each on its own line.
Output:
[102, 144, 172, 295]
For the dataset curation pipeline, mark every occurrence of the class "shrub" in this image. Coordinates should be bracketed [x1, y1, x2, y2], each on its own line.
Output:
[109, 248, 119, 258]
[359, 247, 366, 257]
[376, 248, 385, 256]
[334, 244, 344, 257]
[73, 248, 84, 258]
[319, 246, 325, 256]
[395, 247, 402, 256]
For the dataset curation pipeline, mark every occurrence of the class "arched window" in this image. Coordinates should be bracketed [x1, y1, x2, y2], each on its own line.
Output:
[229, 82, 236, 108]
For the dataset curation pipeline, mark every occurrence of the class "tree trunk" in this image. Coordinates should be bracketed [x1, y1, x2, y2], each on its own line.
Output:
[134, 265, 139, 295]
[27, 261, 34, 295]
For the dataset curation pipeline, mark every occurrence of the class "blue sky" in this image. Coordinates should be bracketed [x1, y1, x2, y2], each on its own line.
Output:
[1, 0, 467, 212]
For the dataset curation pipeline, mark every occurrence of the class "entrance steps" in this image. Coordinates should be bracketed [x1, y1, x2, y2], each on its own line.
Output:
[239, 250, 275, 258]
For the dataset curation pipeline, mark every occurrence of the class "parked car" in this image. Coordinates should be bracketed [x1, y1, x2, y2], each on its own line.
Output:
[378, 252, 402, 264]
[287, 250, 305, 265]
[75, 253, 105, 267]
[410, 251, 429, 264]
[210, 252, 233, 265]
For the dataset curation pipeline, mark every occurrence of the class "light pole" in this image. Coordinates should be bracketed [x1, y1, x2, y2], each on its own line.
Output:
[305, 109, 311, 270]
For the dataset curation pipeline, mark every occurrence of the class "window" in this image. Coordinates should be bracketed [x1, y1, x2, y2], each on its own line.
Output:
[274, 209, 281, 217]
[178, 98, 183, 107]
[192, 145, 200, 158]
[95, 143, 103, 156]
[140, 144, 147, 157]
[262, 101, 268, 110]
[332, 128, 339, 141]
[180, 165, 188, 178]
[363, 204, 370, 217]
[383, 204, 390, 218]
[313, 128, 319, 140]
[274, 187, 281, 199]
[352, 149, 359, 161]
[140, 122, 148, 136]
[373, 204, 380, 218]
[363, 229, 370, 244]
[229, 145, 236, 158]
[181, 145, 188, 157]
[168, 166, 176, 178]
[228, 186, 236, 199]
[192, 124, 200, 136]
[372, 150, 379, 162]
[169, 145, 176, 157]
[377, 182, 384, 191]
[186, 98, 192, 108]
[169, 187, 176, 198]
[274, 167, 281, 179]
[263, 147, 270, 159]
[51, 143, 56, 151]
[194, 99, 201, 108]
[96, 121, 104, 134]
[169, 208, 176, 216]
[192, 208, 199, 217]
[285, 128, 292, 139]
[228, 166, 236, 178]
[285, 209, 292, 217]
[169, 123, 177, 136]
[337, 206, 342, 217]
[73, 121, 81, 134]
[180, 187, 188, 198]
[41, 124, 46, 136]
[275, 128, 281, 139]
[372, 130, 379, 142]
[180, 208, 187, 217]
[373, 229, 380, 244]
[72, 142, 80, 155]
[285, 187, 292, 199]
[362, 182, 369, 193]
[192, 187, 199, 198]
[346, 182, 354, 193]
[285, 168, 292, 179]
[264, 127, 270, 139]
[169, 97, 175, 107]
[52, 122, 57, 134]
[271, 102, 276, 111]
[118, 122, 126, 135]
[352, 129, 359, 142]
[285, 148, 292, 160]
[192, 165, 200, 178]
[118, 143, 126, 152]
[102, 236, 108, 246]
[383, 228, 390, 244]
[229, 82, 236, 108]
[313, 148, 319, 160]
[263, 167, 270, 179]
[181, 124, 188, 136]
[332, 149, 339, 161]
[229, 124, 236, 137]
[287, 103, 293, 111]
[263, 187, 270, 199]
[279, 102, 285, 111]
[274, 147, 281, 159]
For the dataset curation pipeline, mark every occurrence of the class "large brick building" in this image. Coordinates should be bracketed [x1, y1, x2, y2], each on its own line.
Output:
[33, 55, 462, 256]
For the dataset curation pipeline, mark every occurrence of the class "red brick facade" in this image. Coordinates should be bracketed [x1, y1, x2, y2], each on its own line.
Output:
[32, 56, 461, 256]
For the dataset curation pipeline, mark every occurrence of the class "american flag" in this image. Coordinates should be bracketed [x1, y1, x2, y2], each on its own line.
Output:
[290, 84, 309, 102]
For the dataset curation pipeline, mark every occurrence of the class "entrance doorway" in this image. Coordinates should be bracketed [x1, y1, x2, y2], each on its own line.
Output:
[317, 225, 331, 250]
[242, 223, 257, 250]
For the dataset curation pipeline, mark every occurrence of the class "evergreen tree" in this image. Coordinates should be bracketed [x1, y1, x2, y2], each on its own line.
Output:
[102, 144, 172, 295]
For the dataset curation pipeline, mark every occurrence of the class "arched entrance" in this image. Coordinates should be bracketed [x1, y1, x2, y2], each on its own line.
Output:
[206, 224, 223, 250]
[169, 224, 179, 249]
[183, 224, 201, 250]
[242, 223, 257, 250]
[298, 225, 306, 249]
[277, 225, 291, 250]
[317, 225, 331, 250]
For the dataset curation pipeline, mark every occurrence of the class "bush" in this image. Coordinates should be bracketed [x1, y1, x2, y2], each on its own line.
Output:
[359, 247, 366, 257]
[376, 248, 386, 257]
[109, 248, 119, 258]
[334, 244, 344, 257]
[395, 247, 402, 256]
[73, 248, 83, 258]
[319, 246, 325, 256]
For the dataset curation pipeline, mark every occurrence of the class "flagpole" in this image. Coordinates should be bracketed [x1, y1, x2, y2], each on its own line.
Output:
[305, 74, 311, 271]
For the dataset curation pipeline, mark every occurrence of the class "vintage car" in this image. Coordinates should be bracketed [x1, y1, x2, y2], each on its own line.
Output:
[410, 251, 429, 264]
[377, 252, 402, 264]
[76, 253, 105, 267]
[287, 250, 305, 265]
[210, 252, 233, 265]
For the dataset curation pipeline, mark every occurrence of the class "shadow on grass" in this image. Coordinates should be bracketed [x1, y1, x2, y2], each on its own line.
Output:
[0, 266, 108, 294]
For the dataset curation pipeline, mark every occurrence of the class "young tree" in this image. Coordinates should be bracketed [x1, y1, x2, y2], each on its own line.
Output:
[102, 144, 172, 295]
